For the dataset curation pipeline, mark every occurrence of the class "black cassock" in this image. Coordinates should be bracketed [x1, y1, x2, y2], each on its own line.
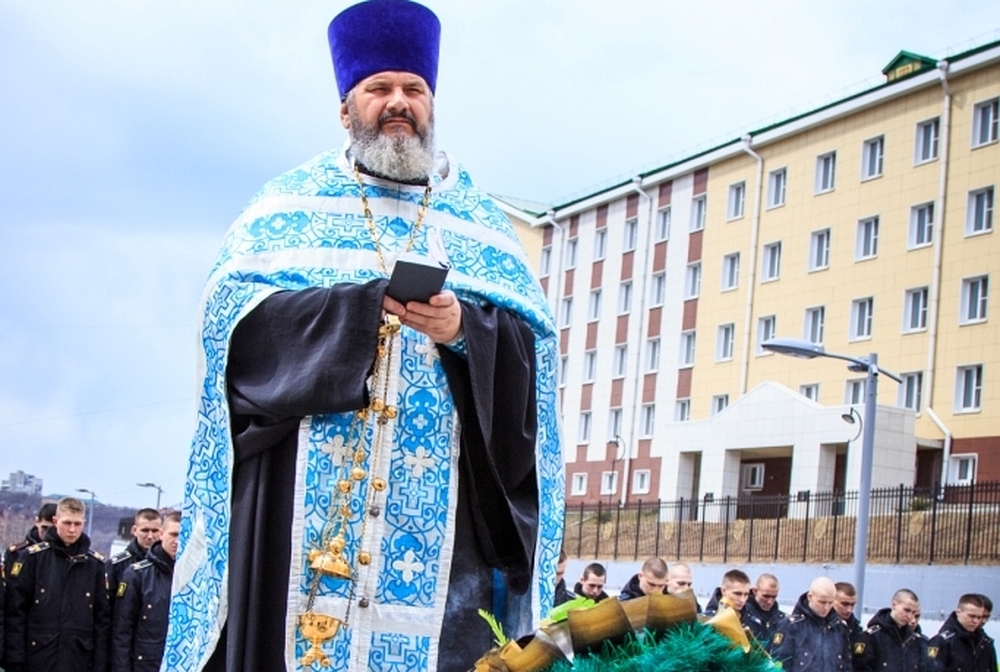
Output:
[203, 280, 539, 672]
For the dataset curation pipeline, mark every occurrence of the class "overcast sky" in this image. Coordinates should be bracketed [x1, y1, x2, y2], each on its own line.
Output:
[1, 1, 997, 510]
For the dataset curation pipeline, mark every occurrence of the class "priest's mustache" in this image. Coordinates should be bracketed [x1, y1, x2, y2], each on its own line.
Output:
[379, 110, 418, 132]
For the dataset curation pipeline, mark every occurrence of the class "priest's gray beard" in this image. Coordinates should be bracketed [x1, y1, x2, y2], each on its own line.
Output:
[347, 94, 435, 183]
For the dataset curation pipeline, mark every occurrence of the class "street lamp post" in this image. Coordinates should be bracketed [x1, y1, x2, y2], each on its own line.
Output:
[75, 488, 97, 537]
[608, 435, 626, 508]
[762, 337, 901, 618]
[137, 482, 164, 509]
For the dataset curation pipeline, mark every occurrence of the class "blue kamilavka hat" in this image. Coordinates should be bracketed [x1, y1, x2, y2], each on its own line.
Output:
[328, 0, 441, 101]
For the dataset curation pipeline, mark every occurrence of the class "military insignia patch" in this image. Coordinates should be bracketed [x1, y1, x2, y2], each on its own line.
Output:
[11, 561, 22, 577]
[772, 633, 783, 645]
[117, 582, 128, 597]
[854, 642, 866, 654]
[928, 647, 938, 658]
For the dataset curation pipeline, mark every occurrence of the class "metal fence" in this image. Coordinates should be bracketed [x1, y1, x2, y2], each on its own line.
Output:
[563, 481, 1000, 565]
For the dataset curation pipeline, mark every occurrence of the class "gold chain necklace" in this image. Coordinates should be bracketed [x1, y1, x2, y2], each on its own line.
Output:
[353, 161, 433, 274]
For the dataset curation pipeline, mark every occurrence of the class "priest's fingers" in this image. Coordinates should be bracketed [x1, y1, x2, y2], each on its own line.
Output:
[398, 291, 462, 343]
[382, 295, 407, 316]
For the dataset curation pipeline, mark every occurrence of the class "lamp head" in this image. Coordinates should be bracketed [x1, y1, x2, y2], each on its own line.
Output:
[761, 337, 826, 359]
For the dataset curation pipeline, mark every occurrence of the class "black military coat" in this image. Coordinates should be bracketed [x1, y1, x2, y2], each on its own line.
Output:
[928, 612, 998, 672]
[768, 592, 851, 672]
[853, 607, 929, 672]
[110, 542, 174, 672]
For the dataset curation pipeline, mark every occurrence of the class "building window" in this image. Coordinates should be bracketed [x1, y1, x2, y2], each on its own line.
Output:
[711, 394, 729, 416]
[656, 207, 671, 241]
[955, 365, 983, 412]
[675, 399, 691, 422]
[815, 152, 836, 193]
[846, 379, 866, 405]
[717, 324, 735, 361]
[680, 331, 696, 367]
[623, 217, 638, 252]
[862, 135, 884, 180]
[915, 118, 939, 164]
[722, 253, 740, 290]
[951, 455, 977, 485]
[762, 242, 781, 281]
[800, 384, 819, 401]
[593, 229, 607, 261]
[645, 338, 661, 372]
[805, 306, 825, 345]
[632, 469, 651, 495]
[578, 412, 592, 443]
[767, 168, 787, 208]
[570, 473, 588, 497]
[618, 281, 633, 314]
[608, 408, 623, 438]
[851, 297, 874, 340]
[742, 463, 765, 490]
[600, 471, 618, 496]
[972, 98, 999, 147]
[650, 272, 666, 307]
[559, 355, 568, 387]
[967, 187, 994, 235]
[540, 247, 551, 276]
[910, 203, 934, 248]
[560, 297, 573, 328]
[904, 287, 929, 333]
[583, 350, 597, 382]
[757, 315, 776, 355]
[685, 262, 702, 299]
[691, 196, 707, 232]
[565, 238, 578, 269]
[900, 372, 923, 411]
[960, 275, 989, 324]
[856, 216, 879, 260]
[728, 182, 746, 220]
[809, 229, 831, 271]
[588, 289, 602, 322]
[641, 404, 656, 437]
[613, 345, 628, 378]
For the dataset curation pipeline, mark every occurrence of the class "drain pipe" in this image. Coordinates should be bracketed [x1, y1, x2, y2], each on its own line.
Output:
[924, 60, 953, 488]
[545, 209, 566, 319]
[738, 135, 765, 394]
[623, 176, 654, 507]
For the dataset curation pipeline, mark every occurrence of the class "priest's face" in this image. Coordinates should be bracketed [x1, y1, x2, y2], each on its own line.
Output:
[341, 70, 436, 182]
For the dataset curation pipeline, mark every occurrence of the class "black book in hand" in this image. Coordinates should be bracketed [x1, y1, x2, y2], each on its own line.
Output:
[386, 254, 450, 305]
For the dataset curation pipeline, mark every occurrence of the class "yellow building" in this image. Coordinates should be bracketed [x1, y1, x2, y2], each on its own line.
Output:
[519, 41, 999, 504]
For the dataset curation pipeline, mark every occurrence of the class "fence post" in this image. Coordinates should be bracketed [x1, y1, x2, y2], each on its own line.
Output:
[595, 499, 603, 559]
[964, 481, 976, 564]
[723, 496, 731, 563]
[576, 501, 584, 557]
[747, 496, 755, 563]
[802, 491, 811, 563]
[654, 499, 662, 558]
[774, 497, 782, 561]
[831, 492, 840, 561]
[634, 499, 643, 560]
[895, 483, 905, 564]
[928, 483, 939, 565]
[675, 497, 683, 560]
[613, 502, 622, 560]
[699, 495, 708, 563]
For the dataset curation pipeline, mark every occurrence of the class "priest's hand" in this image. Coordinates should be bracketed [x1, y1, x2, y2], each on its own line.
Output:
[383, 290, 463, 344]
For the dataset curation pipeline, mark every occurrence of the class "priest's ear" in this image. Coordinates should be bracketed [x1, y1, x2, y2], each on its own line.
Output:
[339, 99, 351, 130]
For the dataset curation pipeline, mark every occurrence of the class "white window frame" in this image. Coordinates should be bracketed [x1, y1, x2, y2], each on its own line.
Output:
[650, 272, 666, 307]
[909, 202, 935, 248]
[612, 345, 628, 378]
[583, 350, 597, 382]
[680, 331, 696, 367]
[656, 206, 671, 241]
[560, 297, 573, 328]
[570, 472, 588, 497]
[540, 247, 551, 277]
[711, 394, 729, 416]
[618, 281, 633, 314]
[716, 323, 735, 361]
[727, 181, 746, 220]
[915, 118, 940, 164]
[862, 135, 885, 180]
[899, 371, 923, 412]
[960, 275, 989, 324]
[799, 384, 819, 401]
[722, 253, 740, 291]
[578, 411, 592, 443]
[851, 296, 874, 341]
[690, 196, 707, 232]
[587, 289, 602, 322]
[972, 97, 999, 147]
[645, 338, 661, 372]
[809, 229, 831, 271]
[815, 151, 837, 193]
[675, 399, 691, 422]
[565, 238, 578, 269]
[805, 306, 825, 345]
[623, 217, 638, 252]
[967, 187, 994, 236]
[632, 469, 651, 496]
[559, 355, 568, 387]
[600, 471, 618, 496]
[608, 407, 623, 439]
[767, 168, 787, 208]
[640, 404, 656, 437]
[950, 454, 978, 485]
[856, 216, 880, 260]
[685, 262, 702, 299]
[593, 229, 607, 261]
[846, 379, 867, 405]
[742, 463, 765, 491]
[762, 242, 781, 281]
[903, 287, 929, 333]
[756, 315, 776, 355]
[955, 365, 983, 412]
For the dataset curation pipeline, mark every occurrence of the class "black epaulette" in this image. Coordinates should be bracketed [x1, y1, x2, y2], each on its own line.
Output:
[787, 612, 804, 623]
[110, 550, 134, 565]
[88, 549, 105, 562]
[937, 630, 955, 641]
[27, 542, 50, 554]
[130, 559, 153, 571]
[866, 624, 882, 635]
[8, 539, 30, 553]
